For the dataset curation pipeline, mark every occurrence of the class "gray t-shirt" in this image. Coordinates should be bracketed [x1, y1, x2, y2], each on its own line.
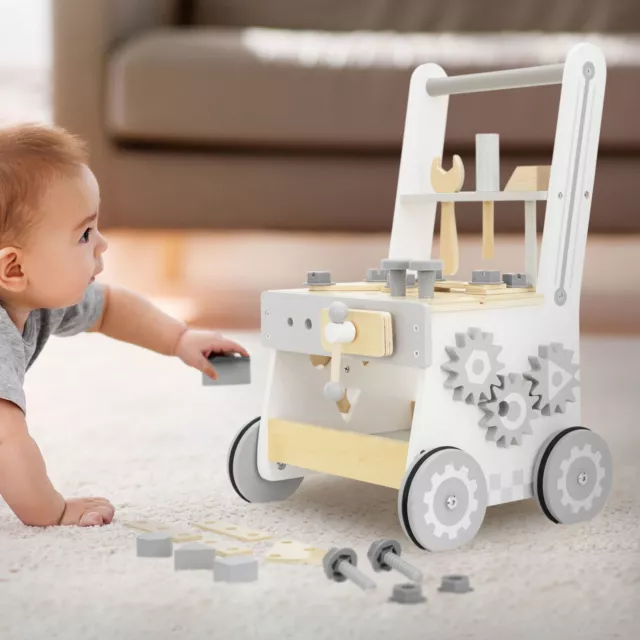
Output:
[0, 282, 105, 415]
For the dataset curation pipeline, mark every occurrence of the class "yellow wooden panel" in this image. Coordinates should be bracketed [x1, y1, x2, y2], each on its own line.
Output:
[264, 540, 327, 566]
[268, 419, 408, 489]
[505, 165, 551, 191]
[321, 308, 392, 358]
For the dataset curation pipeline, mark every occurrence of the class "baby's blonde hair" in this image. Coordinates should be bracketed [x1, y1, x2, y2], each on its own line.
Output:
[0, 122, 88, 245]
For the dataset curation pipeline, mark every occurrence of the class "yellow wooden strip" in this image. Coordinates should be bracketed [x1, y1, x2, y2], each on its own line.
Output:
[321, 308, 392, 358]
[199, 538, 253, 557]
[268, 419, 408, 489]
[123, 520, 202, 542]
[481, 294, 545, 307]
[191, 521, 272, 542]
[309, 282, 384, 292]
[265, 540, 327, 566]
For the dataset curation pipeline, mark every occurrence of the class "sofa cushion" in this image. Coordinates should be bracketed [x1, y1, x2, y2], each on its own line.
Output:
[190, 0, 640, 33]
[106, 28, 640, 151]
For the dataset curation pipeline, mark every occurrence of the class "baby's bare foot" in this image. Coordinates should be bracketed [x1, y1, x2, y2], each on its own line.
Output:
[60, 497, 115, 527]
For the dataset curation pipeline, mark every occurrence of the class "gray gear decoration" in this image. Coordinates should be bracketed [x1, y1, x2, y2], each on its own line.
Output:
[478, 373, 537, 447]
[523, 343, 579, 415]
[441, 327, 504, 404]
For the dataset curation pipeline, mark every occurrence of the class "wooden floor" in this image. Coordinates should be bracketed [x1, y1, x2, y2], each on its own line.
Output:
[98, 230, 640, 334]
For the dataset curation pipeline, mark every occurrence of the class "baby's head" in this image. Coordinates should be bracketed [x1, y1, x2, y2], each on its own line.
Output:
[0, 123, 107, 310]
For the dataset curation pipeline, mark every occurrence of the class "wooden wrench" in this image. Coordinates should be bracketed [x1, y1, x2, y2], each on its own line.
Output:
[430, 155, 465, 276]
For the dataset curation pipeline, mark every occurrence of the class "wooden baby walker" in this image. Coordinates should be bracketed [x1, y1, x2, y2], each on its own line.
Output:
[227, 43, 613, 551]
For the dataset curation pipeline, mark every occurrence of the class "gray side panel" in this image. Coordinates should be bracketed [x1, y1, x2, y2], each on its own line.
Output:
[260, 291, 431, 368]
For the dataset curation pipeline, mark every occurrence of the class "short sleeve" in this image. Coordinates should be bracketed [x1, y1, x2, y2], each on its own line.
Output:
[53, 282, 105, 337]
[0, 313, 27, 414]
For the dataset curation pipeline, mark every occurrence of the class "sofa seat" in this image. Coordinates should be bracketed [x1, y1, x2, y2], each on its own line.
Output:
[107, 29, 640, 152]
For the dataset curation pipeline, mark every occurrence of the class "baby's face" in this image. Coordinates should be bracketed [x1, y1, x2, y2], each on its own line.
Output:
[22, 165, 108, 309]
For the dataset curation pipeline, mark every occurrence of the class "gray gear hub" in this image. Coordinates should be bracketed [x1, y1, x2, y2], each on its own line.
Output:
[524, 343, 579, 415]
[479, 373, 537, 447]
[442, 327, 504, 404]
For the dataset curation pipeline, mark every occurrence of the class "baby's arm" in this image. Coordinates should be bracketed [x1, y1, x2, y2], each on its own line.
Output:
[0, 400, 114, 527]
[0, 399, 66, 525]
[90, 285, 187, 355]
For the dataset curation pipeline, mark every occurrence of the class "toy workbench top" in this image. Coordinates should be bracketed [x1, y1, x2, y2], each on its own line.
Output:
[268, 281, 543, 312]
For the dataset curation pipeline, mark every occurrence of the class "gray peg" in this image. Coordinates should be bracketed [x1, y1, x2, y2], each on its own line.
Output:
[368, 539, 423, 583]
[323, 547, 376, 591]
[328, 301, 349, 324]
[410, 259, 443, 299]
[381, 259, 411, 297]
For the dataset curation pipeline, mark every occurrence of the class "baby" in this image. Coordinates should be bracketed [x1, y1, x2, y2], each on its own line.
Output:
[0, 123, 249, 528]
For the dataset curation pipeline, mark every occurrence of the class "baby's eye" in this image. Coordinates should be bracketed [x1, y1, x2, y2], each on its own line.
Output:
[80, 227, 92, 243]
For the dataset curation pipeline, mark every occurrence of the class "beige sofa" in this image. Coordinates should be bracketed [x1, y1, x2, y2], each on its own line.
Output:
[53, 0, 640, 234]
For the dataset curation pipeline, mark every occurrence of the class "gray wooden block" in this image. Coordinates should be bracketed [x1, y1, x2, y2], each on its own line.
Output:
[203, 354, 251, 386]
[174, 542, 216, 571]
[137, 533, 173, 558]
[213, 556, 258, 583]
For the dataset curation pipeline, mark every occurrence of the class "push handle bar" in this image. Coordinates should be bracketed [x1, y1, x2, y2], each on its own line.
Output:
[425, 63, 564, 97]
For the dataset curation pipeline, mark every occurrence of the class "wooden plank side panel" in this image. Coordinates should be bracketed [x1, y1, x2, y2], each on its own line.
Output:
[268, 419, 409, 489]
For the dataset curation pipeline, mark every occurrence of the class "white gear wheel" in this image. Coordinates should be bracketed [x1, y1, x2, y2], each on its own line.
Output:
[442, 327, 504, 404]
[422, 463, 479, 540]
[557, 443, 606, 514]
[479, 373, 537, 447]
[524, 343, 579, 415]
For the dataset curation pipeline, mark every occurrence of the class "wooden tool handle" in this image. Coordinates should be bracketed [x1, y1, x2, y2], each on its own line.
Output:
[482, 201, 495, 260]
[440, 201, 459, 276]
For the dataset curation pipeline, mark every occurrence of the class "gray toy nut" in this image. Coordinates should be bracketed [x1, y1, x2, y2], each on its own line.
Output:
[323, 547, 356, 583]
[503, 272, 529, 288]
[324, 381, 345, 402]
[174, 542, 215, 571]
[323, 547, 376, 591]
[367, 539, 401, 572]
[328, 301, 349, 324]
[366, 268, 388, 282]
[306, 271, 334, 286]
[136, 532, 173, 558]
[472, 270, 501, 284]
[390, 583, 427, 604]
[438, 574, 473, 593]
[214, 556, 258, 583]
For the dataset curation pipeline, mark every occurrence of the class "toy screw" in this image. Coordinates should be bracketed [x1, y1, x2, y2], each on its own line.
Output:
[410, 259, 443, 300]
[381, 259, 411, 297]
[367, 539, 423, 583]
[323, 547, 376, 591]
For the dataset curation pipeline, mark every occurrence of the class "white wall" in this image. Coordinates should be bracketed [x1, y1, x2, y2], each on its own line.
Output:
[0, 0, 51, 69]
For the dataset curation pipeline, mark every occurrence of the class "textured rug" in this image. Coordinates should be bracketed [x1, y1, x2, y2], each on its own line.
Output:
[0, 331, 638, 640]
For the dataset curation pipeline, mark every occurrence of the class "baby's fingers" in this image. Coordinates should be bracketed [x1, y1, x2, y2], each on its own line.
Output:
[214, 339, 249, 357]
[79, 505, 114, 527]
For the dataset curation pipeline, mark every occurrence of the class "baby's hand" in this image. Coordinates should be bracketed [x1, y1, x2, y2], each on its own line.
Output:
[59, 497, 115, 527]
[174, 329, 249, 380]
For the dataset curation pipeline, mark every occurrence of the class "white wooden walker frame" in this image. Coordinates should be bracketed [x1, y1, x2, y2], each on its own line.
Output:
[226, 43, 613, 551]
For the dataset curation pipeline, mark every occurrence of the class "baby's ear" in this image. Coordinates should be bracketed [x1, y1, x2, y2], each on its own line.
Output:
[0, 247, 27, 292]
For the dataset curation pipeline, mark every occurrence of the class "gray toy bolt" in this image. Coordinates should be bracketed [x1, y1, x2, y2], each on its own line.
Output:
[367, 539, 423, 583]
[410, 259, 443, 300]
[323, 547, 376, 591]
[365, 268, 389, 282]
[381, 259, 411, 297]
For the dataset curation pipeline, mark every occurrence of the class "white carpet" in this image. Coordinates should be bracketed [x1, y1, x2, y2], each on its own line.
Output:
[0, 331, 638, 640]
